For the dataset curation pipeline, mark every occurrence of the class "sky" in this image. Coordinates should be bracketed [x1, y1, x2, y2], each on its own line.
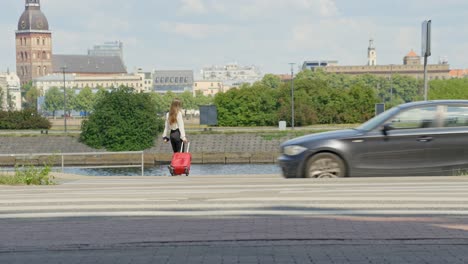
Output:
[1, 0, 468, 77]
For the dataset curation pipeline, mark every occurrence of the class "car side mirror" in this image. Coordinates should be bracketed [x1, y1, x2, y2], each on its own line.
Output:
[382, 123, 394, 136]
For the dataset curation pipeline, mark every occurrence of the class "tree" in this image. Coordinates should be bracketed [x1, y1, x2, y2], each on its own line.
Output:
[386, 75, 422, 104]
[214, 88, 239, 126]
[21, 82, 32, 109]
[80, 87, 164, 151]
[290, 89, 318, 126]
[429, 78, 468, 100]
[162, 91, 177, 109]
[149, 92, 166, 115]
[24, 85, 40, 110]
[7, 92, 16, 111]
[261, 74, 281, 89]
[74, 87, 94, 116]
[44, 87, 63, 118]
[0, 86, 4, 110]
[346, 85, 380, 123]
[179, 91, 196, 110]
[194, 91, 214, 106]
[64, 88, 77, 116]
[214, 83, 279, 126]
[92, 87, 107, 112]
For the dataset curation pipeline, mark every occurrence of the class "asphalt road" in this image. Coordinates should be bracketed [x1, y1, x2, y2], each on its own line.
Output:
[1, 174, 468, 263]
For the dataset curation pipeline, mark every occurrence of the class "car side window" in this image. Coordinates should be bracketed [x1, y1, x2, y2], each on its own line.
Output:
[443, 106, 468, 127]
[389, 106, 438, 129]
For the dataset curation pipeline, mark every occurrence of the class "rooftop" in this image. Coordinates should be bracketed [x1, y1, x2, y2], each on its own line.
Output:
[52, 55, 127, 74]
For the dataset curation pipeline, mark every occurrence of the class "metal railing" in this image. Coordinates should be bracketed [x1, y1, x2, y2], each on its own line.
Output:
[0, 151, 145, 176]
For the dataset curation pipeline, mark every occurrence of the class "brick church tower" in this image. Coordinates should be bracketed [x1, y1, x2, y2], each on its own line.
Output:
[16, 0, 52, 86]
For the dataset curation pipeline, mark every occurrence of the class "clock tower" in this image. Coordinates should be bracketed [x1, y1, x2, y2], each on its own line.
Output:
[16, 0, 52, 86]
[367, 39, 377, 66]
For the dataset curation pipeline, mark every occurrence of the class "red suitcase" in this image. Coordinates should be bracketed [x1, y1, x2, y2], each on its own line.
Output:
[168, 142, 191, 176]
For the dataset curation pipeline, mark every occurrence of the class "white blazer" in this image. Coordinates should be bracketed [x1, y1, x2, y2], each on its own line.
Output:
[162, 111, 186, 140]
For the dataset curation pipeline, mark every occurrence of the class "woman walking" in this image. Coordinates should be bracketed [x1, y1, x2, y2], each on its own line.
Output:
[162, 98, 188, 152]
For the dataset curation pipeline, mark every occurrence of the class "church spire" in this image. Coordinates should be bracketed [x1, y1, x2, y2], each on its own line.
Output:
[26, 0, 40, 5]
[368, 39, 374, 49]
[25, 0, 40, 9]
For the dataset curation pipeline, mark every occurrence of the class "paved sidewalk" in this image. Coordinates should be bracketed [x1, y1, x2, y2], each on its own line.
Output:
[1, 240, 468, 264]
[1, 216, 468, 264]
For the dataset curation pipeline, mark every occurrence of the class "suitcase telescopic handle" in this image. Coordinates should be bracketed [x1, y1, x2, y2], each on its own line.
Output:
[180, 142, 190, 153]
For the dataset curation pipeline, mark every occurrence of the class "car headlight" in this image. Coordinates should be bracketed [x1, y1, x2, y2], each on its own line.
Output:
[283, 145, 307, 156]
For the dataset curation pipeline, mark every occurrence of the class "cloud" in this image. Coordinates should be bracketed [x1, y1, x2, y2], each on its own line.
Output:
[81, 15, 131, 33]
[290, 18, 374, 50]
[0, 24, 17, 72]
[394, 27, 419, 55]
[178, 0, 207, 15]
[43, 0, 126, 15]
[317, 0, 339, 16]
[52, 30, 106, 55]
[159, 22, 232, 38]
[179, 0, 339, 20]
[42, 0, 133, 32]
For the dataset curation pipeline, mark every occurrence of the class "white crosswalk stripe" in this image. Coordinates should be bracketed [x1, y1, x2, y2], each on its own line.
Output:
[1, 175, 468, 218]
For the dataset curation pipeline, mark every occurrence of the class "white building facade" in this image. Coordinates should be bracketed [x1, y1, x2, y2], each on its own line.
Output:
[0, 71, 22, 111]
[153, 70, 193, 94]
[33, 73, 145, 94]
[192, 81, 225, 96]
[201, 63, 262, 82]
[136, 68, 153, 93]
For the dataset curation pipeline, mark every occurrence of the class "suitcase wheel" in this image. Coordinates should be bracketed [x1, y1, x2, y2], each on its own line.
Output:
[168, 165, 175, 176]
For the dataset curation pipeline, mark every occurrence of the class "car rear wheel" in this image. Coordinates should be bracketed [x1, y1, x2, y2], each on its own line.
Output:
[305, 153, 346, 178]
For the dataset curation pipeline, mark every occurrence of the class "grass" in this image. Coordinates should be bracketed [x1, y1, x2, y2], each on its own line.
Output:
[0, 160, 56, 186]
[0, 123, 359, 137]
[259, 130, 330, 140]
[453, 169, 468, 176]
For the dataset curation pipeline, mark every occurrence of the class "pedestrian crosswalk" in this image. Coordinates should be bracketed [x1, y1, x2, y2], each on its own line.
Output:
[1, 175, 468, 218]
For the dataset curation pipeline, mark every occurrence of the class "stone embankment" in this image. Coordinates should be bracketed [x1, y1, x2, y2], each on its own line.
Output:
[0, 133, 287, 166]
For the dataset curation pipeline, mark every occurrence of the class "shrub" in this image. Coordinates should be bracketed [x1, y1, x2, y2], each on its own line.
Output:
[0, 162, 55, 185]
[14, 163, 55, 185]
[0, 109, 51, 129]
[80, 87, 164, 151]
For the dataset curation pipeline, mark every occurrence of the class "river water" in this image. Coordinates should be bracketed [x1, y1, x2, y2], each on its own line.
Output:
[64, 164, 281, 176]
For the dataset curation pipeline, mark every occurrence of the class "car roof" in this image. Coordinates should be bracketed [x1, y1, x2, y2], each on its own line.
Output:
[397, 100, 468, 110]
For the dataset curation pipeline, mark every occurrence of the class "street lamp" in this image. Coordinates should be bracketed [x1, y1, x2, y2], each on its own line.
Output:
[61, 66, 67, 133]
[289, 63, 295, 130]
[390, 64, 394, 104]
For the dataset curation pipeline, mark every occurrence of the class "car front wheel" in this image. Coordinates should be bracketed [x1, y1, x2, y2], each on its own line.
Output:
[305, 153, 346, 178]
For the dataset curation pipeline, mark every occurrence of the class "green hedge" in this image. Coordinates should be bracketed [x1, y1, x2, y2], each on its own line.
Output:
[0, 109, 51, 129]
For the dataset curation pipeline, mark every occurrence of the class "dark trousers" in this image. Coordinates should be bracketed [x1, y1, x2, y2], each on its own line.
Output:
[170, 129, 183, 153]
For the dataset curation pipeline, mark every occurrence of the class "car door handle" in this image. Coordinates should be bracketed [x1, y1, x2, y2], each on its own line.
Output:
[417, 136, 433, 142]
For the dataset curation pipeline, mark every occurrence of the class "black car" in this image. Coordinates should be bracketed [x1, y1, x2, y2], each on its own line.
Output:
[278, 100, 468, 178]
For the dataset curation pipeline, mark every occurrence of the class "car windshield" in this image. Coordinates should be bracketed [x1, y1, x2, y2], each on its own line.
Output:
[356, 106, 400, 131]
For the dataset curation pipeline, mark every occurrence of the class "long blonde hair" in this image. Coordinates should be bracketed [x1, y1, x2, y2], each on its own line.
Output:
[169, 98, 182, 125]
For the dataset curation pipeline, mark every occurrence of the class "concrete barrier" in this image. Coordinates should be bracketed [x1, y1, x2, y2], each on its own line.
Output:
[0, 133, 285, 166]
[251, 152, 278, 163]
[202, 152, 226, 164]
[225, 152, 251, 164]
